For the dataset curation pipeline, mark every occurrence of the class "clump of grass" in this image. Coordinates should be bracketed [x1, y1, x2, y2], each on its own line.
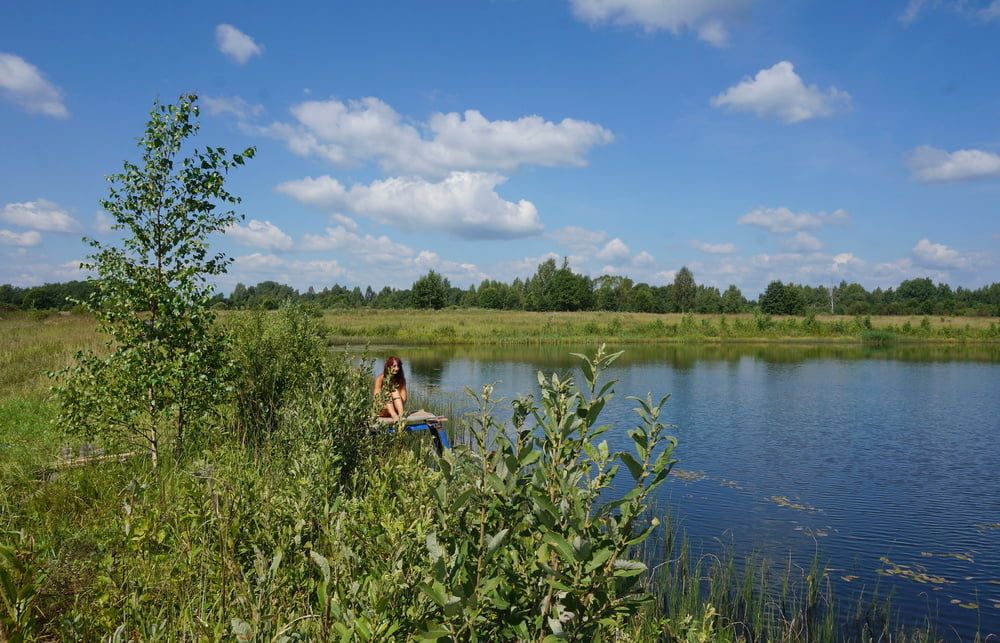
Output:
[861, 329, 897, 346]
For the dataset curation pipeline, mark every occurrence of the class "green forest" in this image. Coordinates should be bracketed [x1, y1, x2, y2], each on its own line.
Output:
[3, 262, 999, 317]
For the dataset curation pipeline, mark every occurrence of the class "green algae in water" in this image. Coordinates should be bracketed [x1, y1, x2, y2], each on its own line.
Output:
[770, 495, 821, 512]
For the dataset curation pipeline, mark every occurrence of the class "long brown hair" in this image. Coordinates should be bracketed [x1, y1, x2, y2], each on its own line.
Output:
[382, 356, 406, 388]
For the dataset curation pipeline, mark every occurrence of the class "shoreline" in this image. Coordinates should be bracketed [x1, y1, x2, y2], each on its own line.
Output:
[332, 334, 1000, 346]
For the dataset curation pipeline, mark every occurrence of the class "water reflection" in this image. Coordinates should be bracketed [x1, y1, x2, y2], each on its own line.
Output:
[373, 342, 1000, 371]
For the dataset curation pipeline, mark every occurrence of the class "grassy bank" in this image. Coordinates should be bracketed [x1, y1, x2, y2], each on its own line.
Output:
[322, 308, 1000, 345]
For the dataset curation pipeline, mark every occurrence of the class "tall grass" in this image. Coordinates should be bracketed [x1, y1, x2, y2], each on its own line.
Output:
[323, 309, 1000, 345]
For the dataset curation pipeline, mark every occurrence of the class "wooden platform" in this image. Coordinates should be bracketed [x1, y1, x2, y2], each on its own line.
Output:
[378, 411, 451, 454]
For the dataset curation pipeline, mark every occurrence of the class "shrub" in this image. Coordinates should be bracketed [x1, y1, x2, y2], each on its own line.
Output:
[227, 305, 328, 446]
[278, 349, 385, 483]
[402, 345, 677, 639]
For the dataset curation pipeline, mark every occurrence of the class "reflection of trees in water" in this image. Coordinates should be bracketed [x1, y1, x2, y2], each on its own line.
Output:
[361, 342, 999, 371]
[404, 356, 444, 388]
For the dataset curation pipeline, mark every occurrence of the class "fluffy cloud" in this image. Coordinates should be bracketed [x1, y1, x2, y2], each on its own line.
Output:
[265, 97, 613, 177]
[411, 250, 487, 285]
[276, 172, 543, 239]
[233, 253, 346, 280]
[568, 0, 749, 46]
[300, 225, 415, 264]
[0, 53, 68, 118]
[0, 229, 41, 247]
[907, 146, 1000, 183]
[1, 199, 79, 232]
[783, 232, 823, 251]
[203, 95, 263, 121]
[231, 238, 486, 289]
[0, 259, 85, 286]
[711, 61, 850, 123]
[912, 238, 969, 269]
[738, 206, 848, 233]
[831, 252, 863, 271]
[225, 219, 293, 251]
[690, 240, 737, 254]
[596, 238, 631, 261]
[331, 213, 358, 231]
[632, 250, 656, 266]
[215, 24, 263, 64]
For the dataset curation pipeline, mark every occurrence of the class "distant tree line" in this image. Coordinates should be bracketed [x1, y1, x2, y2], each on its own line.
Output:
[3, 258, 999, 316]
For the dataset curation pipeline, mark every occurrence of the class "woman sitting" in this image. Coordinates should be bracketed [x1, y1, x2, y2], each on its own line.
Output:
[374, 356, 407, 420]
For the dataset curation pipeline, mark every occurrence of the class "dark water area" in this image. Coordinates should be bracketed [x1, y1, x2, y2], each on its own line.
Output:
[368, 343, 1000, 640]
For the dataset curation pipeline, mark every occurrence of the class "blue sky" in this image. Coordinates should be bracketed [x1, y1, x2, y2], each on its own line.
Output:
[1, 0, 998, 296]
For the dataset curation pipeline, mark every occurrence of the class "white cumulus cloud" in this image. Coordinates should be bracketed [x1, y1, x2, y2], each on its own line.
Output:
[1, 199, 79, 232]
[632, 250, 656, 266]
[233, 253, 346, 280]
[225, 219, 293, 251]
[215, 24, 263, 64]
[691, 240, 737, 254]
[265, 96, 613, 177]
[912, 238, 969, 269]
[568, 0, 749, 46]
[0, 229, 41, 247]
[738, 207, 848, 233]
[783, 232, 823, 251]
[907, 146, 1000, 183]
[712, 61, 850, 123]
[276, 172, 543, 240]
[0, 53, 68, 118]
[596, 238, 631, 261]
[300, 225, 415, 264]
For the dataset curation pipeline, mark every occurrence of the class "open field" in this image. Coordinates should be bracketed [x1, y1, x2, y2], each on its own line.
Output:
[321, 308, 1000, 344]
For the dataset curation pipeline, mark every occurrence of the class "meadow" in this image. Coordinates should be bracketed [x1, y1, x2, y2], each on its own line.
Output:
[322, 308, 1000, 345]
[1, 309, 968, 640]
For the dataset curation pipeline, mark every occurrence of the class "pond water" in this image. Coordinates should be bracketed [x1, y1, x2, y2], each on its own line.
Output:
[370, 343, 1000, 639]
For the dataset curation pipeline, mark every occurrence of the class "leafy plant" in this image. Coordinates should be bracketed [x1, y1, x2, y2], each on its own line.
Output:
[409, 344, 677, 639]
[55, 94, 254, 466]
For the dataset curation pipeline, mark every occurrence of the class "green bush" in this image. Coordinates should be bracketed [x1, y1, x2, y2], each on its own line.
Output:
[227, 305, 328, 446]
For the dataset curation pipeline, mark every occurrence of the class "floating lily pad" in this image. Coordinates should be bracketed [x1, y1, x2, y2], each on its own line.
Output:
[877, 556, 950, 585]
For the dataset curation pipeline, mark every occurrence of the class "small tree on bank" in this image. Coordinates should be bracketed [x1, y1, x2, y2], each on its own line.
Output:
[56, 94, 254, 466]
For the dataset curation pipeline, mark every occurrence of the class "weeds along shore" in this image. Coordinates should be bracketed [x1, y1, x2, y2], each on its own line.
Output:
[319, 308, 1000, 345]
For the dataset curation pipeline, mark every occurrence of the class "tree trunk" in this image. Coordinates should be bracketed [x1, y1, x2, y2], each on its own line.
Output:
[148, 386, 158, 468]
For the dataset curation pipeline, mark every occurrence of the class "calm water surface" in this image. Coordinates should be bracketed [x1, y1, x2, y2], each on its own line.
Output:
[371, 343, 1000, 639]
